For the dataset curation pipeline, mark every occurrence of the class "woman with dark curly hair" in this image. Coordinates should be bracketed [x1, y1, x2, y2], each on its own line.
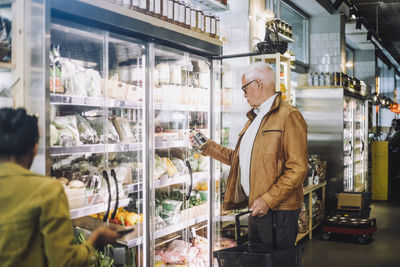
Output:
[0, 108, 120, 267]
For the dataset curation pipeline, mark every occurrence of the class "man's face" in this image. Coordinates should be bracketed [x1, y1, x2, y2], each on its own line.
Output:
[241, 76, 262, 108]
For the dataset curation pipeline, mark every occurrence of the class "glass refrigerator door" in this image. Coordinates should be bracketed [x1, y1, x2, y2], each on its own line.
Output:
[0, 2, 13, 108]
[343, 96, 354, 191]
[353, 98, 366, 192]
[151, 45, 211, 266]
[49, 21, 145, 266]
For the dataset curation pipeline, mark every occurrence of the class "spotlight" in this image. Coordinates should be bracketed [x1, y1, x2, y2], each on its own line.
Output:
[332, 0, 344, 9]
[349, 7, 356, 19]
[356, 17, 362, 30]
[367, 31, 372, 41]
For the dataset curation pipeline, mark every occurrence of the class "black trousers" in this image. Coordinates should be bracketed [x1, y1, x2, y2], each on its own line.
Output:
[248, 209, 300, 250]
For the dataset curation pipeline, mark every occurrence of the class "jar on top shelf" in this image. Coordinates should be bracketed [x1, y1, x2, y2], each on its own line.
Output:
[161, 0, 168, 20]
[184, 2, 191, 29]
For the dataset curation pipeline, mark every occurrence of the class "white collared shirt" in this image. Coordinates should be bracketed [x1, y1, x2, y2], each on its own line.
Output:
[239, 93, 278, 196]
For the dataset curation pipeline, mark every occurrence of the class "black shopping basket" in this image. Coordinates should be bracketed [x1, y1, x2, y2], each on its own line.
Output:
[214, 211, 302, 267]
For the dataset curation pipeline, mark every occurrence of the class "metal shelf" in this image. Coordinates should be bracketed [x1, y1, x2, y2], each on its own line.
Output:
[50, 94, 143, 109]
[69, 198, 130, 219]
[124, 182, 143, 194]
[50, 143, 142, 156]
[155, 172, 210, 188]
[155, 215, 208, 240]
[154, 102, 208, 112]
[222, 106, 249, 113]
[278, 33, 294, 43]
[0, 62, 15, 69]
[190, 0, 229, 12]
[155, 140, 186, 149]
[303, 181, 327, 195]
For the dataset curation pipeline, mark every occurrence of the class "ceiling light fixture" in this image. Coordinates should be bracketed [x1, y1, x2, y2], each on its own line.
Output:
[332, 0, 344, 9]
[367, 31, 372, 41]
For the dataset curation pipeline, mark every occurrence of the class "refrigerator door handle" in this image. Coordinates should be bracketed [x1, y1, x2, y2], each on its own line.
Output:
[361, 140, 365, 153]
[185, 160, 193, 201]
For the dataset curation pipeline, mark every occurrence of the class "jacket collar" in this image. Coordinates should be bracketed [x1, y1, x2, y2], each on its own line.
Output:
[0, 162, 37, 178]
[246, 92, 282, 121]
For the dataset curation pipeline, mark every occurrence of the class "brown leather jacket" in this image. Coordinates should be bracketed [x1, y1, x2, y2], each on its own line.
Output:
[202, 93, 308, 211]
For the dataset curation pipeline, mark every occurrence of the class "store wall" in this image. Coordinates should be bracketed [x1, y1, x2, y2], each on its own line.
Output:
[355, 49, 375, 91]
[309, 14, 345, 73]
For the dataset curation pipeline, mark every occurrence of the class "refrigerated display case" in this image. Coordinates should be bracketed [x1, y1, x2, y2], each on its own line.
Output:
[296, 86, 368, 211]
[20, 0, 223, 266]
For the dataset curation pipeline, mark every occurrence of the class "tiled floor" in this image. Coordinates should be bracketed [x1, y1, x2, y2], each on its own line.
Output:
[300, 201, 400, 266]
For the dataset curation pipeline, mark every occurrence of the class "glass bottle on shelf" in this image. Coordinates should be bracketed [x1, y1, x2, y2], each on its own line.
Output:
[204, 13, 211, 36]
[161, 0, 168, 20]
[200, 10, 205, 33]
[184, 2, 191, 29]
[179, 1, 185, 27]
[139, 0, 147, 12]
[131, 0, 140, 11]
[173, 0, 180, 25]
[289, 25, 293, 38]
[167, 0, 174, 22]
[147, 0, 154, 16]
[210, 15, 216, 38]
[190, 7, 197, 31]
[154, 0, 161, 18]
[216, 17, 220, 40]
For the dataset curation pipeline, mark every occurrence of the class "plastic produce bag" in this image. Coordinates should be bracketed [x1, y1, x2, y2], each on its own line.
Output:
[86, 116, 120, 144]
[172, 158, 187, 176]
[154, 154, 167, 179]
[52, 115, 81, 146]
[62, 60, 87, 97]
[197, 156, 209, 172]
[76, 114, 100, 144]
[85, 68, 102, 97]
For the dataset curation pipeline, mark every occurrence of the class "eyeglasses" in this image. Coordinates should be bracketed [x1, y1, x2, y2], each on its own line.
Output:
[241, 80, 256, 94]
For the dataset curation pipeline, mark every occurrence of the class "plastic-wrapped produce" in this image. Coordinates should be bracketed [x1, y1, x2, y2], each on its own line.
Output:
[86, 116, 120, 143]
[85, 68, 102, 97]
[50, 124, 59, 146]
[62, 60, 87, 97]
[154, 154, 167, 179]
[76, 114, 100, 144]
[52, 115, 81, 146]
[197, 155, 209, 172]
[172, 158, 187, 175]
[111, 117, 136, 143]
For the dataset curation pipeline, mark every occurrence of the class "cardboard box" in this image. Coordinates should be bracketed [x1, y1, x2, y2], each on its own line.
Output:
[337, 193, 362, 210]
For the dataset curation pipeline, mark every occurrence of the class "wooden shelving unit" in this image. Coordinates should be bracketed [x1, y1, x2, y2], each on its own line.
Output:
[296, 181, 327, 244]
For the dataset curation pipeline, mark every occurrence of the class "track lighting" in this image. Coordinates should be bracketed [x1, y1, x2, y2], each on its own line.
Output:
[332, 0, 344, 9]
[349, 7, 356, 19]
[356, 17, 362, 30]
[367, 31, 372, 41]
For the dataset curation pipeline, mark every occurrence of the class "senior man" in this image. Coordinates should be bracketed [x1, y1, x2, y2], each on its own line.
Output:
[190, 62, 308, 250]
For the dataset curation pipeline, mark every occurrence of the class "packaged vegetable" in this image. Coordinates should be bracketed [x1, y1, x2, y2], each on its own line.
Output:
[76, 114, 100, 144]
[172, 158, 187, 176]
[52, 115, 81, 146]
[154, 154, 167, 179]
[86, 116, 120, 143]
[197, 156, 209, 172]
[85, 68, 102, 97]
[50, 124, 59, 146]
[111, 117, 136, 143]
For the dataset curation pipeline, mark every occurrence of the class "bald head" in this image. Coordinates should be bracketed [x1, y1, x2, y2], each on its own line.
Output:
[242, 62, 276, 93]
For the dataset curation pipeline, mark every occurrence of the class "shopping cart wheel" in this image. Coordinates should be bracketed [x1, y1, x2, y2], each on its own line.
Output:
[358, 235, 366, 244]
[322, 232, 331, 241]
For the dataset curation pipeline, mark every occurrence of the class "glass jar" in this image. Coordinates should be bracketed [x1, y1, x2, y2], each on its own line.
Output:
[173, 0, 180, 25]
[154, 0, 161, 17]
[285, 22, 290, 36]
[200, 11, 205, 33]
[216, 17, 220, 39]
[210, 15, 216, 38]
[204, 13, 211, 36]
[161, 0, 168, 20]
[275, 19, 281, 34]
[167, 0, 174, 22]
[288, 25, 293, 38]
[196, 8, 202, 32]
[139, 0, 147, 12]
[131, 0, 140, 11]
[147, 0, 154, 15]
[179, 1, 185, 26]
[190, 7, 197, 30]
[185, 3, 191, 29]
